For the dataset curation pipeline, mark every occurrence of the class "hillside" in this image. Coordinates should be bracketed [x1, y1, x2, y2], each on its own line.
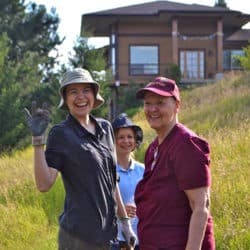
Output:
[0, 71, 250, 249]
[134, 71, 250, 141]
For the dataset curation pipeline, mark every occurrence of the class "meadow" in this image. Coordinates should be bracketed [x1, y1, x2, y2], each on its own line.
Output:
[0, 72, 249, 249]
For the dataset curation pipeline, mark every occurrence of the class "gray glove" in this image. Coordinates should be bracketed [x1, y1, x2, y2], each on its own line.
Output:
[120, 217, 137, 248]
[24, 101, 50, 146]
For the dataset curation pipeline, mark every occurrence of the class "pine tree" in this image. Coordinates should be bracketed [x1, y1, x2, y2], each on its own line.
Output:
[0, 1, 62, 153]
[214, 0, 227, 8]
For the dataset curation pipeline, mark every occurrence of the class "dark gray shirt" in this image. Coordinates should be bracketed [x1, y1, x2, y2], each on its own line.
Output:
[45, 114, 117, 245]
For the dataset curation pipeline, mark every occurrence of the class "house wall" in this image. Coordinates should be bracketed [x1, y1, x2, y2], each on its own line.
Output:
[178, 18, 216, 34]
[116, 22, 172, 83]
[115, 18, 220, 84]
[178, 18, 218, 79]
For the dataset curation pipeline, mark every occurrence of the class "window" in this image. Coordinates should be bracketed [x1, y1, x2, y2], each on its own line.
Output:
[110, 33, 116, 75]
[130, 46, 159, 75]
[180, 50, 204, 79]
[223, 50, 244, 70]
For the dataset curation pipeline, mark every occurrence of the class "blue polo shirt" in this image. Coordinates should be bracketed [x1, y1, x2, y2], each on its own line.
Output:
[45, 114, 118, 245]
[116, 159, 144, 245]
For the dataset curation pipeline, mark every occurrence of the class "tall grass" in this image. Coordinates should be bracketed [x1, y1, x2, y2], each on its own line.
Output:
[0, 72, 249, 249]
[209, 122, 250, 249]
[179, 72, 249, 249]
[0, 149, 64, 249]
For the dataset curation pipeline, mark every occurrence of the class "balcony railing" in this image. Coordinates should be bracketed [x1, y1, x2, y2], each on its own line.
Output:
[130, 63, 159, 75]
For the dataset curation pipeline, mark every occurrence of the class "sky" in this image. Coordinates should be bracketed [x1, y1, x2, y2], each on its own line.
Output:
[32, 0, 250, 64]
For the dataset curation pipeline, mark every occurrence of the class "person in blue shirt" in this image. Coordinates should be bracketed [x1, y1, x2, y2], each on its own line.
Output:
[112, 113, 145, 250]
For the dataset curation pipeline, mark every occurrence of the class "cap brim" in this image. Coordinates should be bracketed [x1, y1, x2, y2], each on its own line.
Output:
[136, 87, 174, 99]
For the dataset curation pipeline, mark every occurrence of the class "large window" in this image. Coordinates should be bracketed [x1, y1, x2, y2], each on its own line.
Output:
[223, 50, 244, 70]
[180, 50, 204, 79]
[130, 46, 159, 75]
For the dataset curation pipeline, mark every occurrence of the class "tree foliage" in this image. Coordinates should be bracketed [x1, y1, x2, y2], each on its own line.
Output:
[0, 1, 62, 62]
[238, 44, 250, 71]
[0, 1, 112, 154]
[0, 0, 63, 153]
[69, 37, 106, 72]
[214, 0, 227, 8]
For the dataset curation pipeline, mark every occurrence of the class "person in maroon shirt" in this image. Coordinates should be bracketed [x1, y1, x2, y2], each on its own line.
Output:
[134, 77, 215, 250]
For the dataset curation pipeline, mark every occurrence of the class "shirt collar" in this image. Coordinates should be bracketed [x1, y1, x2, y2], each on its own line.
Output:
[117, 159, 135, 172]
[66, 114, 106, 138]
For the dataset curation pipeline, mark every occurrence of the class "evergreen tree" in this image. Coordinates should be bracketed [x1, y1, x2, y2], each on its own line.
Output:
[0, 1, 62, 62]
[69, 37, 106, 72]
[0, 1, 62, 153]
[214, 0, 227, 8]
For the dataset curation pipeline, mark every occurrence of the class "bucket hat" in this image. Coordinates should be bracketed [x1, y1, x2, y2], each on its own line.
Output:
[58, 68, 104, 109]
[112, 113, 143, 147]
[136, 76, 180, 101]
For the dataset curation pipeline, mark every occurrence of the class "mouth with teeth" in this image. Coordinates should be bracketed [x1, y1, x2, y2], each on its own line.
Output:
[148, 114, 160, 120]
[119, 144, 134, 153]
[121, 144, 133, 150]
[75, 102, 88, 108]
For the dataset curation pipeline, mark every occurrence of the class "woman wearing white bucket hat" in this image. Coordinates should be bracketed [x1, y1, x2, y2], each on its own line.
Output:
[58, 68, 104, 110]
[24, 68, 136, 250]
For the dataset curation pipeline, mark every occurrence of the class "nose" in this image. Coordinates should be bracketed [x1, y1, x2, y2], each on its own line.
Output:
[120, 136, 129, 142]
[125, 136, 131, 143]
[147, 103, 158, 112]
[77, 91, 87, 99]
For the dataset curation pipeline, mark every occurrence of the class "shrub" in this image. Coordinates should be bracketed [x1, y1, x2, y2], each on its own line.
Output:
[165, 63, 182, 83]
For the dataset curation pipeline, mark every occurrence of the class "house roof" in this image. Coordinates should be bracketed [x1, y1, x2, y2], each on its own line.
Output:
[86, 1, 230, 15]
[81, 0, 250, 36]
[226, 29, 250, 41]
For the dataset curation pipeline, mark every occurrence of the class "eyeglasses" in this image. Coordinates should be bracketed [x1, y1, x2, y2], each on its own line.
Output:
[151, 147, 158, 170]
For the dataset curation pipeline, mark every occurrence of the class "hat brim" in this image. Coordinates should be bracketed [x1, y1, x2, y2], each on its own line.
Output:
[136, 87, 175, 99]
[94, 93, 105, 109]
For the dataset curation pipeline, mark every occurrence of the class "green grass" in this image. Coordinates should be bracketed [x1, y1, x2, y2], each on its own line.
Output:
[0, 72, 250, 249]
[209, 123, 250, 249]
[0, 149, 64, 249]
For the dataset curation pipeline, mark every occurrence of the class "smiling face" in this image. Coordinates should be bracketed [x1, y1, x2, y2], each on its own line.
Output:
[143, 91, 179, 136]
[115, 127, 136, 156]
[65, 83, 95, 120]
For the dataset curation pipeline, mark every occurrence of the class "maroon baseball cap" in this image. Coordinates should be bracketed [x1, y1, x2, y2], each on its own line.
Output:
[136, 76, 180, 101]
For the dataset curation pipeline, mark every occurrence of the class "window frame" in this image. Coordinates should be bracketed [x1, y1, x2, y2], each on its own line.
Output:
[180, 50, 205, 80]
[129, 45, 159, 76]
[223, 49, 244, 70]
